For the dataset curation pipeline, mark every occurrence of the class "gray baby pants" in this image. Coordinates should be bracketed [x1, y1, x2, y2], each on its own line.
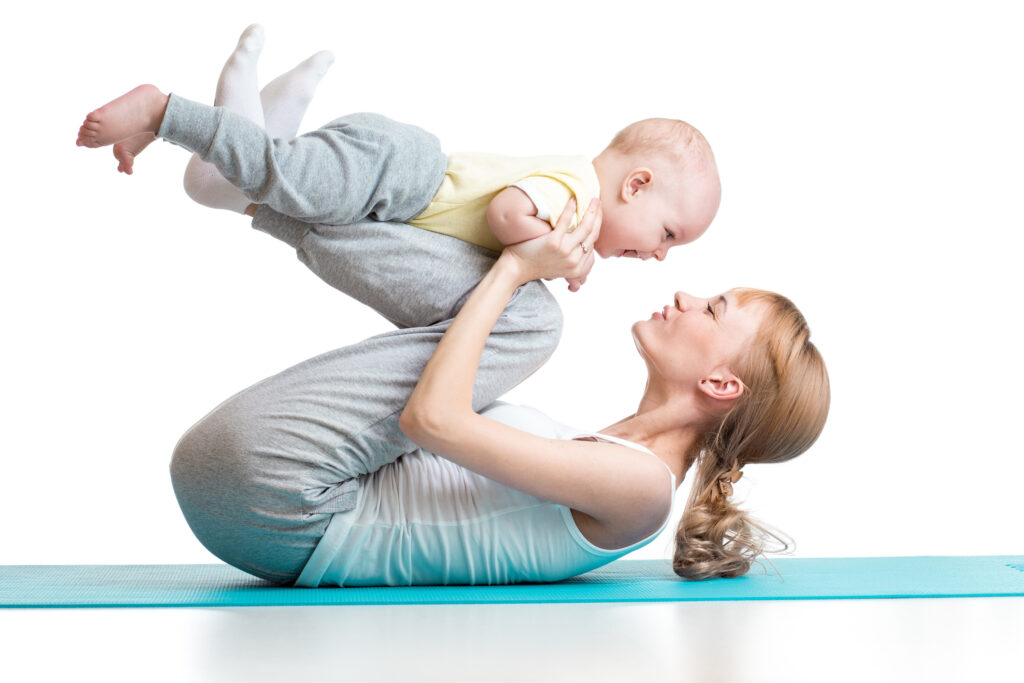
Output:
[161, 96, 563, 583]
[158, 94, 448, 226]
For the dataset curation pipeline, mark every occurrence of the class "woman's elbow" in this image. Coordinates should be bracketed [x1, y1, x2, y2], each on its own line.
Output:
[399, 403, 445, 443]
[398, 404, 424, 441]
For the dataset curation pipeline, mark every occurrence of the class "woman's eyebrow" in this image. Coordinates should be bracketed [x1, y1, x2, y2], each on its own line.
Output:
[716, 295, 728, 316]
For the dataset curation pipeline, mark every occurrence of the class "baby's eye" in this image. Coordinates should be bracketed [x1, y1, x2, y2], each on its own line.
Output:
[664, 228, 675, 241]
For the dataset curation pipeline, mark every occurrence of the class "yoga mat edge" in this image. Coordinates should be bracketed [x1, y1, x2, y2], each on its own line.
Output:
[2, 556, 1022, 608]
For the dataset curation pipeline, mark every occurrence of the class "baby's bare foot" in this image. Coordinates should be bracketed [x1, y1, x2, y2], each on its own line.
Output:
[113, 132, 156, 174]
[76, 85, 169, 148]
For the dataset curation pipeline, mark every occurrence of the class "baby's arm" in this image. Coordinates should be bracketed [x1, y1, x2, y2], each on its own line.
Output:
[486, 187, 552, 245]
[487, 187, 590, 292]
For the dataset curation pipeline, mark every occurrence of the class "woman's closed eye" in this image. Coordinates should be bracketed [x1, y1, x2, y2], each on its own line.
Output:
[706, 302, 717, 320]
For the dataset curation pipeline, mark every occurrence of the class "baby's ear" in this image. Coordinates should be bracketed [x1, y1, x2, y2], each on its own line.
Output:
[623, 168, 653, 199]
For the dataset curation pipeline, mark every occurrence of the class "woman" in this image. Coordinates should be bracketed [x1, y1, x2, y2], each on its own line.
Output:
[169, 198, 828, 586]
[87, 29, 828, 584]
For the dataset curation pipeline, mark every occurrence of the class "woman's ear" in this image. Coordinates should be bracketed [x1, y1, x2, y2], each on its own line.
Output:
[699, 368, 744, 403]
[622, 168, 653, 201]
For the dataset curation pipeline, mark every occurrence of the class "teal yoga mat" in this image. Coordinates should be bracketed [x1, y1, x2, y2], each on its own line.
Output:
[2, 557, 1023, 608]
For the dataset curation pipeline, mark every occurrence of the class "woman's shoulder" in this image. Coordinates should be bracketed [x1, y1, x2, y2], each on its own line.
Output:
[483, 401, 673, 493]
[562, 436, 676, 549]
[480, 402, 674, 545]
[568, 444, 675, 550]
[480, 401, 581, 438]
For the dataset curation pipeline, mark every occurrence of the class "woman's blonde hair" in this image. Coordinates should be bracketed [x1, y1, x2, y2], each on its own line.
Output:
[673, 288, 830, 580]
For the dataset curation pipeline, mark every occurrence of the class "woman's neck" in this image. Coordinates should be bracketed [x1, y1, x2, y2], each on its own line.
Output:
[597, 400, 704, 486]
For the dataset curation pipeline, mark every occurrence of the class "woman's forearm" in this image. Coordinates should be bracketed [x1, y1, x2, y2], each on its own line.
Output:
[400, 253, 528, 435]
[401, 198, 597, 441]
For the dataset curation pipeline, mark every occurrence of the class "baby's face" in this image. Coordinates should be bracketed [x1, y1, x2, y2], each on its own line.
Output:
[594, 172, 720, 260]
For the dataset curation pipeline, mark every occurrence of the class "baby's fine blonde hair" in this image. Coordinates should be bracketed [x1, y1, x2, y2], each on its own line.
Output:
[607, 118, 716, 172]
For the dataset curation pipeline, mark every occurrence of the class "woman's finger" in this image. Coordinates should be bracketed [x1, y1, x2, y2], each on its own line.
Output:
[504, 196, 600, 284]
[570, 198, 601, 252]
[552, 198, 577, 236]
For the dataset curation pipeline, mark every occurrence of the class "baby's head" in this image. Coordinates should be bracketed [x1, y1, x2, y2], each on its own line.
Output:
[592, 118, 720, 260]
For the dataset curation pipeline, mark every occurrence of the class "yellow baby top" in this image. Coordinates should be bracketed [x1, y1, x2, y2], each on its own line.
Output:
[408, 152, 600, 252]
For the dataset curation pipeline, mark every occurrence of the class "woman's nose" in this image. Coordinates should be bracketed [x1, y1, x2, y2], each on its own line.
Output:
[674, 291, 698, 311]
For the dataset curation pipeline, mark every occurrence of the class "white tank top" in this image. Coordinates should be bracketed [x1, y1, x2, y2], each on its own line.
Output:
[295, 402, 676, 587]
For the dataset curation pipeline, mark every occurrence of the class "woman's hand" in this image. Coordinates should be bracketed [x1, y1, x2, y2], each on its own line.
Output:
[404, 200, 601, 446]
[500, 198, 602, 290]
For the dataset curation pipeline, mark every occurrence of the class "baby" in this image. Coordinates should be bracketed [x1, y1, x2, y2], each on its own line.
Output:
[77, 26, 721, 290]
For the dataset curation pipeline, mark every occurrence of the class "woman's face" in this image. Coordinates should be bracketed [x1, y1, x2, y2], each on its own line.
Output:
[632, 290, 765, 386]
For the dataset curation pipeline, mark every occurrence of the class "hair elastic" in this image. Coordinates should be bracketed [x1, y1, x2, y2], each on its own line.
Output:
[717, 462, 743, 497]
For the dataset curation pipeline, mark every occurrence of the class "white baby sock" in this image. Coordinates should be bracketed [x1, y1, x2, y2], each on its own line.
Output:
[183, 24, 267, 213]
[215, 23, 266, 127]
[260, 50, 336, 139]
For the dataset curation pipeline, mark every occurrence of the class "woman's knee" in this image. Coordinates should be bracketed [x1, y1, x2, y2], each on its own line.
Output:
[168, 395, 323, 567]
[169, 397, 264, 506]
[511, 280, 564, 357]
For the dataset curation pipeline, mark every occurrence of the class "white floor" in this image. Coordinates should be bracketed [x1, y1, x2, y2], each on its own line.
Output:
[3, 597, 1021, 682]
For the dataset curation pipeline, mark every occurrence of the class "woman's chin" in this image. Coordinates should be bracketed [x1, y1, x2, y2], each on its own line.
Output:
[634, 312, 663, 330]
[630, 320, 653, 346]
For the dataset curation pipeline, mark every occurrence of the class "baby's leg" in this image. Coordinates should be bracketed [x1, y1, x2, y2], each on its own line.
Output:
[166, 95, 444, 225]
[182, 25, 267, 211]
[214, 23, 266, 127]
[261, 50, 335, 139]
[79, 85, 443, 225]
[182, 44, 336, 213]
[86, 24, 265, 180]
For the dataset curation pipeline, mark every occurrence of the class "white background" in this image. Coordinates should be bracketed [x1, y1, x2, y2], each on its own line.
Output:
[1, 0, 1021, 566]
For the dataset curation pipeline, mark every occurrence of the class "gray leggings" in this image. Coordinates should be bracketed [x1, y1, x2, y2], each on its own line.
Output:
[161, 96, 563, 583]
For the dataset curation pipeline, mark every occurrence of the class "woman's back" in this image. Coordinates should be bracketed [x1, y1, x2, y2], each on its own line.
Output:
[295, 403, 675, 587]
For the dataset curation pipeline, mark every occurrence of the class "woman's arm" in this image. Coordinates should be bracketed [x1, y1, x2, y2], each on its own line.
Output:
[400, 200, 671, 541]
